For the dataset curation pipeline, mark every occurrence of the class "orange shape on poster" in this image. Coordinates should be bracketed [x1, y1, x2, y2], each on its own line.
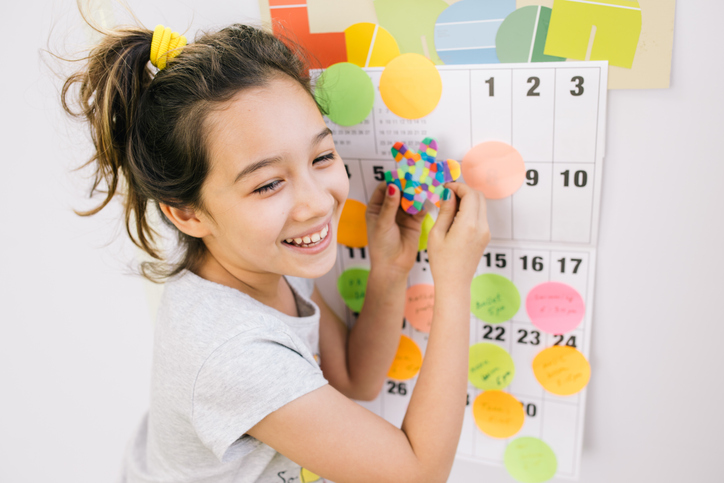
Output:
[473, 391, 525, 439]
[337, 199, 368, 248]
[387, 334, 423, 380]
[462, 141, 526, 199]
[404, 284, 435, 333]
[269, 0, 347, 68]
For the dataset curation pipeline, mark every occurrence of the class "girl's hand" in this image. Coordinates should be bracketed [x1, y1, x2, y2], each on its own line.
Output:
[427, 183, 490, 289]
[365, 182, 426, 278]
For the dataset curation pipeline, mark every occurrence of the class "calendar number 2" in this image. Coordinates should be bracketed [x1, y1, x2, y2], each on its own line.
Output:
[527, 76, 540, 97]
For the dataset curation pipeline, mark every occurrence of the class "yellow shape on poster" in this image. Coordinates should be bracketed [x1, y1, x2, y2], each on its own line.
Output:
[473, 391, 525, 439]
[544, 0, 642, 69]
[345, 23, 401, 68]
[379, 53, 443, 119]
[300, 467, 321, 483]
[532, 345, 591, 396]
[387, 334, 423, 380]
[337, 199, 368, 248]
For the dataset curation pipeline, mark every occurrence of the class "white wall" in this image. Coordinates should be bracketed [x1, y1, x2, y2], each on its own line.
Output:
[1, 1, 721, 482]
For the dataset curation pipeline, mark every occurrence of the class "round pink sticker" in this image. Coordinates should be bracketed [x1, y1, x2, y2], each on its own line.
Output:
[404, 284, 435, 333]
[526, 282, 585, 335]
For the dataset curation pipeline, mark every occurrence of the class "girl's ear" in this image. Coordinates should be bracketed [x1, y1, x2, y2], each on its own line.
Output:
[159, 203, 212, 238]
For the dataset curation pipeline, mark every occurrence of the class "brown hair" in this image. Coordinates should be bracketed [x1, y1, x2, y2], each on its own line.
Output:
[62, 17, 320, 281]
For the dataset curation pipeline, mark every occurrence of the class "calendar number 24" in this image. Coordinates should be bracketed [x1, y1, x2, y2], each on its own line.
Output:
[485, 76, 585, 97]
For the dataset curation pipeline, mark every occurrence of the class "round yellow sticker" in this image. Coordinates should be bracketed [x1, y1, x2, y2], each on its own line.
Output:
[387, 335, 423, 380]
[379, 53, 442, 119]
[473, 391, 525, 439]
[532, 345, 591, 396]
[337, 199, 368, 248]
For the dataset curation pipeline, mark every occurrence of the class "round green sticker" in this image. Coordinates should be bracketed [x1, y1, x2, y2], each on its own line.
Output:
[470, 273, 521, 323]
[337, 267, 369, 313]
[468, 342, 515, 390]
[314, 62, 374, 127]
[504, 437, 558, 483]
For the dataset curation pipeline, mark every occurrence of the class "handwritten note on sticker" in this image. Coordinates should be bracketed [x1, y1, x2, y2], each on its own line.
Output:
[404, 284, 435, 333]
[473, 390, 525, 439]
[504, 436, 558, 483]
[532, 346, 591, 396]
[469, 342, 515, 390]
[337, 268, 369, 313]
[387, 335, 423, 380]
[526, 281, 585, 334]
[470, 273, 521, 323]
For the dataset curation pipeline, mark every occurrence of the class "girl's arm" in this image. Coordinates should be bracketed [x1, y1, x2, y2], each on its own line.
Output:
[316, 182, 424, 401]
[248, 183, 490, 483]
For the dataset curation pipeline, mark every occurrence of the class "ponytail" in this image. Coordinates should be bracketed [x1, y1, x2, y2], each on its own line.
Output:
[62, 26, 162, 260]
[61, 16, 317, 282]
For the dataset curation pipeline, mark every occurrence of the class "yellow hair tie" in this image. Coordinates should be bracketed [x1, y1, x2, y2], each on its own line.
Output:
[150, 25, 187, 70]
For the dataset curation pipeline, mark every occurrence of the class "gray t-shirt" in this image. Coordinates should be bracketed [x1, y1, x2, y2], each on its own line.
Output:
[121, 270, 328, 482]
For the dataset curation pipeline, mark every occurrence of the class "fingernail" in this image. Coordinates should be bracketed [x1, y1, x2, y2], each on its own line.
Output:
[442, 188, 451, 201]
[388, 185, 396, 196]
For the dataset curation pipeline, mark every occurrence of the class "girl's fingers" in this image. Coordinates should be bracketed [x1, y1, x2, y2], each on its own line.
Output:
[430, 184, 457, 238]
[366, 181, 387, 217]
[377, 183, 401, 227]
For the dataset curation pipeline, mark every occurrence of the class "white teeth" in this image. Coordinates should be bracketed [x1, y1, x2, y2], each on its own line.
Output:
[286, 224, 330, 247]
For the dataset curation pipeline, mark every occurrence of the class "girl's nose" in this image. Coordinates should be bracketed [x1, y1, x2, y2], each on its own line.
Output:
[291, 172, 334, 221]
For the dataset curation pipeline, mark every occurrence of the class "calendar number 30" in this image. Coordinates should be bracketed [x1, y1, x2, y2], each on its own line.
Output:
[484, 76, 585, 97]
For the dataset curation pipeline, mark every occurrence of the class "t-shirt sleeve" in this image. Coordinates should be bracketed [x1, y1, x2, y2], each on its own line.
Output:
[191, 322, 328, 463]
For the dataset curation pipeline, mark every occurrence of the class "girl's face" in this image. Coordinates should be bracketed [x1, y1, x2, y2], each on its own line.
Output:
[197, 75, 349, 281]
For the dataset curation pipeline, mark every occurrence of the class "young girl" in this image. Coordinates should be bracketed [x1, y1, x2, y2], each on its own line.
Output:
[63, 19, 489, 483]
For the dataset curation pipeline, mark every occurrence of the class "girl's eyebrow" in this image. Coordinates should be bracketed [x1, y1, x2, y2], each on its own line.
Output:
[233, 127, 333, 184]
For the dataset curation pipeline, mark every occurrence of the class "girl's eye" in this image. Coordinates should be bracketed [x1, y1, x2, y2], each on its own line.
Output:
[254, 179, 282, 194]
[314, 152, 336, 164]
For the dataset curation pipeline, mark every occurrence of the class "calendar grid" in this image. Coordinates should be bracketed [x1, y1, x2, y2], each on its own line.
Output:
[318, 62, 607, 480]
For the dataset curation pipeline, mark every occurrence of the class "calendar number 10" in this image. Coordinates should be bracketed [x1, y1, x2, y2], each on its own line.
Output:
[560, 170, 588, 187]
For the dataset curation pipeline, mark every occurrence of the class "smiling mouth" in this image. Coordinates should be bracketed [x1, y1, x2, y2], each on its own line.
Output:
[283, 224, 330, 248]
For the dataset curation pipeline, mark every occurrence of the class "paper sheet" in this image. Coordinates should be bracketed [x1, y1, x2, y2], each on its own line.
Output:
[517, 0, 676, 88]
